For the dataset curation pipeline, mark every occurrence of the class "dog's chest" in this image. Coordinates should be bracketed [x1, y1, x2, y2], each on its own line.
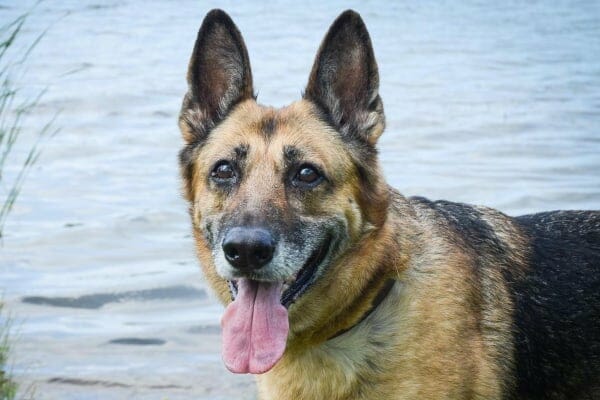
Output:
[256, 287, 406, 400]
[256, 340, 382, 400]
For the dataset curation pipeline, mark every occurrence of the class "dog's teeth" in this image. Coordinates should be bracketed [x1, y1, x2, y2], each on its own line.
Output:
[227, 280, 238, 300]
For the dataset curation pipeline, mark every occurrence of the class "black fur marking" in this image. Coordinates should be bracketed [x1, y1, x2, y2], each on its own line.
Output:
[511, 211, 600, 400]
[234, 144, 249, 160]
[283, 145, 303, 165]
[261, 116, 277, 137]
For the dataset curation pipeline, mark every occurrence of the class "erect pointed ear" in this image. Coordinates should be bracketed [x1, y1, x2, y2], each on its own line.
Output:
[179, 9, 254, 143]
[304, 10, 384, 145]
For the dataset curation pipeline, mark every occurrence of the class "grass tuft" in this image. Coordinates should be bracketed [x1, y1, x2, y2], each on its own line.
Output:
[1, 4, 58, 399]
[0, 304, 16, 400]
[0, 4, 58, 239]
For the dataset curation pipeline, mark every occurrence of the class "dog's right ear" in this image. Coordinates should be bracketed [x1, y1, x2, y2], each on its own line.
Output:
[179, 9, 254, 144]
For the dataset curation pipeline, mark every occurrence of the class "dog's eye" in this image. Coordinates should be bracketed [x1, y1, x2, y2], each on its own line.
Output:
[211, 161, 236, 182]
[293, 165, 323, 187]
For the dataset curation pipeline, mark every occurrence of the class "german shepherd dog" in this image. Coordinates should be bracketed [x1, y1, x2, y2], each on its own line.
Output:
[178, 9, 600, 400]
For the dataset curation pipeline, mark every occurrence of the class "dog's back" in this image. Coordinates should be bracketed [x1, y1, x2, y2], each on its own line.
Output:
[416, 199, 600, 399]
[512, 211, 600, 399]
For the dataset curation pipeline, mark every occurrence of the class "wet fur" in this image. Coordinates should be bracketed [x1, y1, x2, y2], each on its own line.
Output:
[179, 9, 600, 400]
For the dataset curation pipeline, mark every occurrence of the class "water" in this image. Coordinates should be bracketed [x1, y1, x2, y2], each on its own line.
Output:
[1, 1, 599, 398]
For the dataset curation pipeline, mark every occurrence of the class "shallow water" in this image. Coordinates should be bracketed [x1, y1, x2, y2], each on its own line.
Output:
[1, 1, 599, 398]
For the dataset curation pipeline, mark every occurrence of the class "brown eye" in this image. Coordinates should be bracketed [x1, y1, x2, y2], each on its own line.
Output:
[211, 161, 236, 182]
[293, 164, 323, 188]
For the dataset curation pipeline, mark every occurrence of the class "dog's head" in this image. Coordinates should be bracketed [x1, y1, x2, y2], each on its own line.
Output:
[179, 9, 390, 374]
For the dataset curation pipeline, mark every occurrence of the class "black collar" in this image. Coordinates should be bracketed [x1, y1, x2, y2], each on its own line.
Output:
[327, 279, 395, 340]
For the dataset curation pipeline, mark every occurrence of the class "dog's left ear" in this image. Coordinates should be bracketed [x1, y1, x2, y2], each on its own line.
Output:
[304, 10, 384, 145]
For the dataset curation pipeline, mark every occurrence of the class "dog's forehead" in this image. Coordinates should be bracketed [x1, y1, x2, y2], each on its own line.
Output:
[204, 100, 348, 163]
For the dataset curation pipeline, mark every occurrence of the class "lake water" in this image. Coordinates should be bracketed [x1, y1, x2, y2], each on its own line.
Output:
[1, 1, 599, 399]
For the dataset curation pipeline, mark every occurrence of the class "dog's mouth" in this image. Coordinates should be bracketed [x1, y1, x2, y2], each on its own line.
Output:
[281, 235, 331, 306]
[227, 235, 331, 308]
[221, 236, 332, 375]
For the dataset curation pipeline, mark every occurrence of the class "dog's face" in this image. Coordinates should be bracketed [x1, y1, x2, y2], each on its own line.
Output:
[179, 9, 389, 374]
[190, 101, 354, 291]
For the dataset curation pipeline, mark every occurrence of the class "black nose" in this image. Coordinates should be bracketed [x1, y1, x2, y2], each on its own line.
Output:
[222, 227, 276, 271]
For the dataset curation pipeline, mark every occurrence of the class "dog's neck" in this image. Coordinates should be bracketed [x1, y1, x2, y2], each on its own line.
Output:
[327, 278, 396, 341]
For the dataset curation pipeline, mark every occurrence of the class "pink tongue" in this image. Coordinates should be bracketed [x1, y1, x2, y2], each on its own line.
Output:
[221, 279, 289, 374]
